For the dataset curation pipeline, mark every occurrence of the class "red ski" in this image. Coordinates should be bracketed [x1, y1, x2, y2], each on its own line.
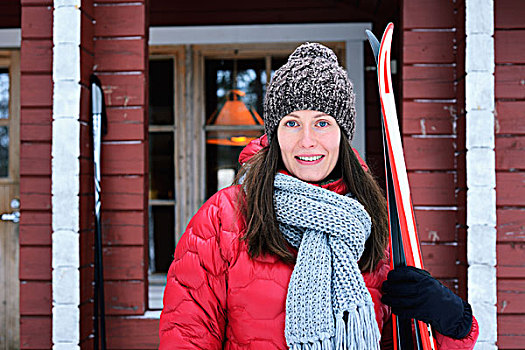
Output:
[366, 23, 438, 350]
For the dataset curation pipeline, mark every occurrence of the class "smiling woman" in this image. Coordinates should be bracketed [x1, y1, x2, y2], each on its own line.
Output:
[159, 42, 478, 350]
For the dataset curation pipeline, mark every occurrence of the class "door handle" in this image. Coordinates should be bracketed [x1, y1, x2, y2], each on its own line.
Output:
[1, 211, 19, 223]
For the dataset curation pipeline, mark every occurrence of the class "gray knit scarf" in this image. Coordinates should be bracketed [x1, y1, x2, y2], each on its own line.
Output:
[273, 173, 381, 350]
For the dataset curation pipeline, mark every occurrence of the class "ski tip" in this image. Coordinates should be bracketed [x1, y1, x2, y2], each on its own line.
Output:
[383, 22, 394, 36]
[365, 30, 380, 62]
[365, 30, 378, 44]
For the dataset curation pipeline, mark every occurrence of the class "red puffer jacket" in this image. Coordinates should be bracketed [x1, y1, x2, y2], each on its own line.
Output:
[159, 137, 479, 349]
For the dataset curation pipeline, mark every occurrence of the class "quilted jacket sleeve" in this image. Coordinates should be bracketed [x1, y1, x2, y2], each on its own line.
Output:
[436, 315, 479, 350]
[159, 193, 228, 350]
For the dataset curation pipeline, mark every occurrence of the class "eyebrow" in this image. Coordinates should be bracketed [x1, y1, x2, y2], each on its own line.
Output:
[285, 113, 329, 118]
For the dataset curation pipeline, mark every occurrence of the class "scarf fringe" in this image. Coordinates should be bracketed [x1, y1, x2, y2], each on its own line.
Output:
[291, 338, 333, 350]
[289, 305, 380, 350]
[341, 304, 381, 350]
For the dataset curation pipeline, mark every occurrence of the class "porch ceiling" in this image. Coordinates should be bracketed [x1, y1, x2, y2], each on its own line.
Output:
[0, 0, 20, 29]
[149, 0, 399, 27]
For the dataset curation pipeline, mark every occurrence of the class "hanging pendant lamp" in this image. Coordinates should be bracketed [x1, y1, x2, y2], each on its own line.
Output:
[206, 89, 264, 146]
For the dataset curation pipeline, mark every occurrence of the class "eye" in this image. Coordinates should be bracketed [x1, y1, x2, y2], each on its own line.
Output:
[285, 120, 298, 127]
[317, 120, 329, 128]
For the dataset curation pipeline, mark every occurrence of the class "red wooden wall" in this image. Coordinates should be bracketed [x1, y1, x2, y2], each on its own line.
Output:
[90, 0, 155, 348]
[79, 0, 95, 347]
[402, 0, 467, 297]
[19, 0, 53, 348]
[495, 0, 525, 348]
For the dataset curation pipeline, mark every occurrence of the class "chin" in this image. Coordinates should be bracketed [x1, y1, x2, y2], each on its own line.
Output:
[294, 172, 328, 183]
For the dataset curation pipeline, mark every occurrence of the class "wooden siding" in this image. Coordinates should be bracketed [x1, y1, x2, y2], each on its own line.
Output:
[88, 0, 151, 348]
[19, 0, 53, 348]
[79, 0, 95, 348]
[402, 0, 467, 298]
[495, 0, 525, 348]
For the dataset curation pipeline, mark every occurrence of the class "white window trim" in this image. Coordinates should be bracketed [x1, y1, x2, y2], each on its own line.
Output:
[149, 22, 372, 158]
[0, 29, 21, 48]
[465, 1, 496, 349]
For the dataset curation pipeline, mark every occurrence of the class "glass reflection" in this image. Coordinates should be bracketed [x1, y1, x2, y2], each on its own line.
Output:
[206, 59, 266, 119]
[0, 126, 9, 177]
[149, 60, 174, 125]
[149, 132, 174, 200]
[0, 69, 9, 119]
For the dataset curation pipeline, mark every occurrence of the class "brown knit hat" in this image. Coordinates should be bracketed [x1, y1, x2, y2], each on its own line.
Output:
[263, 42, 356, 143]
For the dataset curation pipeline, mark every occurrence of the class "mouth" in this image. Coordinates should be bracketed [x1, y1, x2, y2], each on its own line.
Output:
[295, 155, 324, 163]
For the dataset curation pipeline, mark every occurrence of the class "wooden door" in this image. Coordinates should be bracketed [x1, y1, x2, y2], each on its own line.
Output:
[0, 51, 20, 350]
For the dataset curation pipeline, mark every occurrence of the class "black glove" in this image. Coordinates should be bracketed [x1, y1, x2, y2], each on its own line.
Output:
[381, 266, 473, 339]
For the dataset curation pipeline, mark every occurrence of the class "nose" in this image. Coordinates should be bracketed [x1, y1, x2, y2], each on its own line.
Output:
[299, 125, 316, 148]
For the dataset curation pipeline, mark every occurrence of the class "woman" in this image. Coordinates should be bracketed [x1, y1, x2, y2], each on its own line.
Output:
[159, 43, 478, 349]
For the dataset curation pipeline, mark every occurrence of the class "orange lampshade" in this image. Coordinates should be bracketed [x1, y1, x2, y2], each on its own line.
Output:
[206, 90, 263, 146]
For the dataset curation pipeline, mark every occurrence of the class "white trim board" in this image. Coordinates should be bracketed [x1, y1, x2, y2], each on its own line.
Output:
[465, 0, 497, 349]
[51, 2, 81, 349]
[150, 23, 371, 45]
[0, 29, 21, 48]
[150, 23, 372, 158]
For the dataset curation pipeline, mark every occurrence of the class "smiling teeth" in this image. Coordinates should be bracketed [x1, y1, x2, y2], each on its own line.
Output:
[297, 155, 323, 161]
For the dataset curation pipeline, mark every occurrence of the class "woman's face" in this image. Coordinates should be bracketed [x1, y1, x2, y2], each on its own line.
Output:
[277, 110, 341, 182]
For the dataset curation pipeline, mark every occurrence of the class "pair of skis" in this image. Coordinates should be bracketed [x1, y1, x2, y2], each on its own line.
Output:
[366, 24, 438, 350]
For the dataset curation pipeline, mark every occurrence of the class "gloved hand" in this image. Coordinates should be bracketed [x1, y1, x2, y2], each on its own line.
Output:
[381, 266, 473, 339]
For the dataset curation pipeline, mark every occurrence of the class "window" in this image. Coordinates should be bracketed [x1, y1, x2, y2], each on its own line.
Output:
[148, 59, 175, 303]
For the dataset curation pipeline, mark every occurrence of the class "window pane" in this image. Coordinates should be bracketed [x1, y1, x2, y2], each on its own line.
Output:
[150, 205, 174, 273]
[0, 126, 8, 177]
[0, 69, 9, 119]
[205, 143, 241, 199]
[205, 59, 266, 119]
[149, 132, 174, 200]
[149, 60, 174, 125]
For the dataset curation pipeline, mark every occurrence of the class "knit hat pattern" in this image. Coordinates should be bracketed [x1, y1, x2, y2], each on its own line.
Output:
[263, 42, 356, 143]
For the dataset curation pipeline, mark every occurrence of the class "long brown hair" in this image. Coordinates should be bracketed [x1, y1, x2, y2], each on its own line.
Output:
[235, 131, 388, 271]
